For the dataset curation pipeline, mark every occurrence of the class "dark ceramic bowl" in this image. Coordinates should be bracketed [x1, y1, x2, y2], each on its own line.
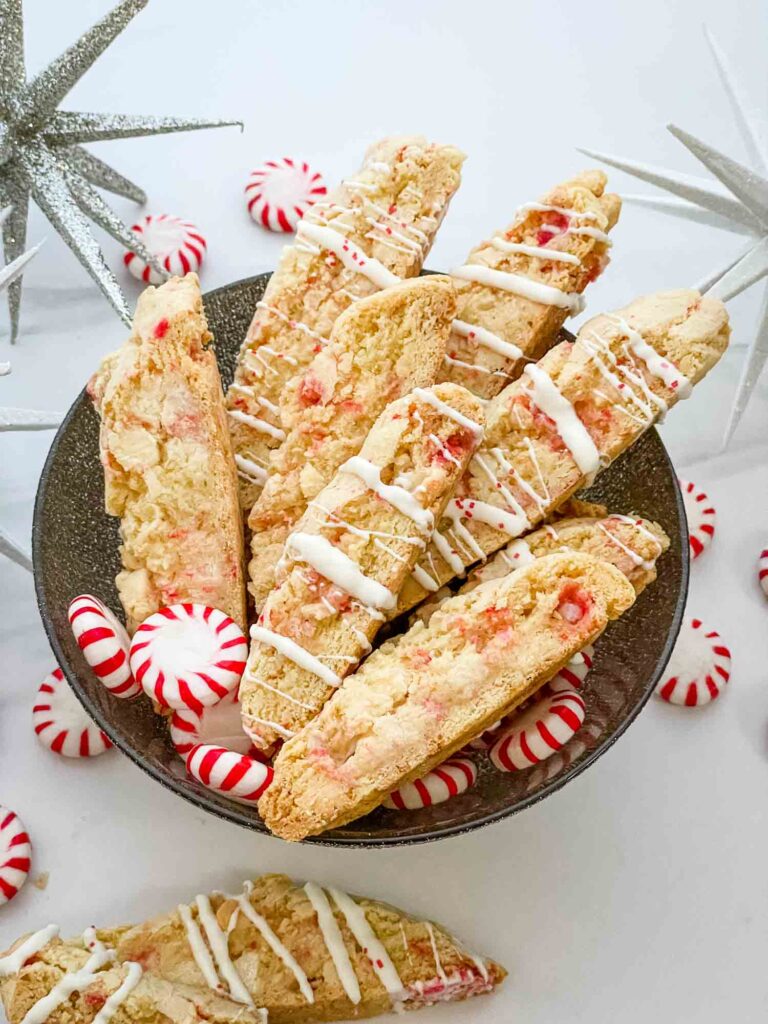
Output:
[33, 273, 688, 847]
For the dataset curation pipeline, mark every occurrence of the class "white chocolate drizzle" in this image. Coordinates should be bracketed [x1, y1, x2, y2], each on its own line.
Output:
[412, 388, 484, 438]
[178, 903, 221, 992]
[517, 202, 599, 221]
[612, 315, 692, 398]
[20, 933, 115, 1024]
[329, 888, 406, 1003]
[304, 883, 361, 1005]
[453, 265, 585, 314]
[0, 925, 59, 977]
[238, 883, 313, 1003]
[298, 222, 401, 290]
[522, 364, 600, 477]
[255, 301, 330, 347]
[499, 538, 535, 568]
[93, 962, 143, 1024]
[286, 532, 396, 611]
[451, 319, 524, 361]
[340, 456, 434, 531]
[490, 236, 581, 265]
[228, 409, 286, 441]
[250, 624, 341, 687]
[235, 454, 268, 485]
[194, 895, 253, 1006]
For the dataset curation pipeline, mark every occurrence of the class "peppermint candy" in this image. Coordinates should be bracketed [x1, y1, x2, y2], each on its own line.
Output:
[758, 547, 768, 599]
[544, 644, 595, 695]
[68, 594, 139, 698]
[186, 744, 274, 803]
[383, 758, 477, 811]
[170, 690, 252, 758]
[489, 690, 586, 772]
[679, 478, 716, 559]
[245, 157, 327, 232]
[655, 616, 731, 707]
[0, 807, 31, 907]
[124, 214, 206, 285]
[130, 604, 247, 713]
[32, 667, 112, 758]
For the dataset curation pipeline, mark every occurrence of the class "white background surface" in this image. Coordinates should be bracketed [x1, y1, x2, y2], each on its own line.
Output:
[2, 1, 768, 1020]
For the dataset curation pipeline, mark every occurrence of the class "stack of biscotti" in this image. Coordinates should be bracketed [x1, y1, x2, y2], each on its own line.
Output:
[0, 874, 506, 1023]
[227, 136, 466, 510]
[88, 273, 246, 633]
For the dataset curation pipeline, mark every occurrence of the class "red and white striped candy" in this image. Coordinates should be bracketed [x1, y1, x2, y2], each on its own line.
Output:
[0, 807, 31, 907]
[758, 547, 768, 598]
[32, 667, 112, 758]
[130, 604, 247, 713]
[383, 758, 477, 811]
[67, 594, 139, 699]
[679, 478, 716, 559]
[124, 214, 206, 285]
[245, 157, 327, 232]
[544, 643, 595, 695]
[489, 690, 586, 772]
[186, 744, 273, 803]
[655, 616, 731, 707]
[170, 690, 252, 758]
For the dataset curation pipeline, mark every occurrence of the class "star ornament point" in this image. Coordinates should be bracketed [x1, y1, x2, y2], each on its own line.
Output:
[0, 0, 241, 342]
[579, 28, 768, 445]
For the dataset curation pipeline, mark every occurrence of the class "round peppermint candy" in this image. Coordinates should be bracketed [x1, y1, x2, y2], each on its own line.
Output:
[124, 214, 206, 285]
[68, 595, 139, 699]
[758, 547, 768, 599]
[245, 158, 327, 232]
[489, 690, 586, 772]
[679, 479, 716, 560]
[655, 616, 731, 707]
[383, 758, 477, 811]
[0, 807, 32, 907]
[186, 744, 273, 803]
[170, 690, 253, 758]
[32, 667, 112, 757]
[130, 604, 247, 712]
[544, 644, 595, 695]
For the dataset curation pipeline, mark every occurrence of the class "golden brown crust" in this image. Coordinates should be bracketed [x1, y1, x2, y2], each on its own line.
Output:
[246, 275, 457, 607]
[441, 170, 620, 398]
[240, 383, 484, 748]
[397, 289, 729, 616]
[260, 553, 635, 840]
[87, 273, 246, 632]
[227, 137, 465, 509]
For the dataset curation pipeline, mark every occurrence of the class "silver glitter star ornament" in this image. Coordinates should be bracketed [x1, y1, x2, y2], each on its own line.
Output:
[0, 0, 241, 342]
[579, 28, 768, 446]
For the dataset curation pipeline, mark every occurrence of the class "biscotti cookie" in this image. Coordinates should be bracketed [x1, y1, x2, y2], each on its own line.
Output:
[240, 383, 485, 748]
[88, 274, 246, 632]
[0, 933, 268, 1024]
[1, 875, 505, 1024]
[260, 552, 635, 840]
[396, 289, 729, 616]
[442, 170, 620, 398]
[227, 137, 465, 509]
[246, 275, 456, 607]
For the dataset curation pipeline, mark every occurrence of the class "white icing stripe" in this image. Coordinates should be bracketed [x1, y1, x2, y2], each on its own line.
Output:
[453, 265, 585, 314]
[244, 715, 296, 741]
[431, 529, 466, 576]
[250, 624, 341, 687]
[523, 365, 600, 476]
[286, 533, 396, 611]
[598, 523, 656, 571]
[228, 409, 286, 441]
[569, 225, 612, 244]
[238, 885, 313, 1004]
[0, 925, 59, 977]
[20, 946, 115, 1024]
[298, 222, 401, 289]
[304, 883, 361, 1006]
[613, 315, 693, 398]
[491, 237, 581, 265]
[451, 319, 523, 361]
[425, 923, 447, 983]
[499, 538, 535, 569]
[451, 498, 527, 537]
[470, 453, 530, 531]
[329, 888, 406, 1001]
[411, 563, 440, 592]
[195, 895, 254, 1006]
[235, 454, 268, 483]
[246, 675, 317, 709]
[178, 903, 220, 992]
[93, 962, 143, 1024]
[411, 387, 484, 438]
[340, 456, 434, 531]
[256, 301, 330, 347]
[517, 201, 599, 221]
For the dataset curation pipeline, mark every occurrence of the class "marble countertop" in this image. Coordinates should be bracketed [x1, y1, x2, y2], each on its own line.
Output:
[1, 1, 767, 1021]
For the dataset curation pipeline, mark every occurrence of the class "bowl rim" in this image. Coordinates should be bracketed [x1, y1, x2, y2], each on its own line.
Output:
[32, 272, 690, 847]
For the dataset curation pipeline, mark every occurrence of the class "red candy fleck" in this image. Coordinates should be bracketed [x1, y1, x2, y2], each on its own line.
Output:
[297, 376, 325, 406]
[153, 318, 169, 339]
[556, 582, 593, 624]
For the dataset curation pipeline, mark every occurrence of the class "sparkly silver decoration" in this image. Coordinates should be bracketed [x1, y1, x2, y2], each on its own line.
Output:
[0, 523, 31, 571]
[0, 203, 39, 365]
[579, 27, 768, 446]
[0, 0, 241, 343]
[0, 405, 62, 430]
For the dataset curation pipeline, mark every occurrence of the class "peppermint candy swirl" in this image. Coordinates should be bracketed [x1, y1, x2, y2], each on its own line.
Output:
[124, 214, 206, 284]
[490, 690, 586, 771]
[32, 667, 112, 758]
[68, 594, 139, 698]
[656, 616, 731, 706]
[384, 758, 477, 811]
[186, 744, 274, 803]
[0, 807, 32, 907]
[245, 157, 327, 232]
